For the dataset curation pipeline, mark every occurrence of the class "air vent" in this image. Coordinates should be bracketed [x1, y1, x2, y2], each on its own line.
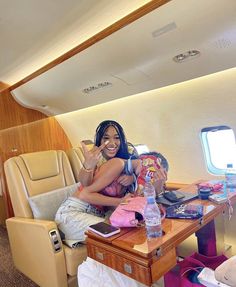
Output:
[82, 82, 112, 94]
[212, 38, 232, 49]
[152, 22, 177, 38]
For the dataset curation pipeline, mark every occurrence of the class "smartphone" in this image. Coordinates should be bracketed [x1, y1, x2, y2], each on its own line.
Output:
[88, 222, 120, 237]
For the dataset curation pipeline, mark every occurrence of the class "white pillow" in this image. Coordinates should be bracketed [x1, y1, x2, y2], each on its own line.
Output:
[28, 183, 80, 220]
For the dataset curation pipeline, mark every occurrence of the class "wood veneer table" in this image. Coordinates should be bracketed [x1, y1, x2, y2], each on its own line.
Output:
[86, 183, 234, 286]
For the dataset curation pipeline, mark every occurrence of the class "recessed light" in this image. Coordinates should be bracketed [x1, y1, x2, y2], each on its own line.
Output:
[188, 50, 200, 57]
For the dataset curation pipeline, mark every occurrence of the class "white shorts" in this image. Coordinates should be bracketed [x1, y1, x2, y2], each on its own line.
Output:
[55, 197, 105, 242]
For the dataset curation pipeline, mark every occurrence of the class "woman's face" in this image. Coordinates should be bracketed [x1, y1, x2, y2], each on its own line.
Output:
[101, 125, 120, 159]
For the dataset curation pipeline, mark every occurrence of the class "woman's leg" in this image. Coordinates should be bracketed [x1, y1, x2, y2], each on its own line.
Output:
[55, 197, 105, 241]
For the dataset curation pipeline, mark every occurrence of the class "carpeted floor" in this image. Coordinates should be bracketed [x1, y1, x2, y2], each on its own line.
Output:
[0, 225, 38, 287]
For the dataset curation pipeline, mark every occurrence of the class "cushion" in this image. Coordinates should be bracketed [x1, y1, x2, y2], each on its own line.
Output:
[28, 183, 80, 220]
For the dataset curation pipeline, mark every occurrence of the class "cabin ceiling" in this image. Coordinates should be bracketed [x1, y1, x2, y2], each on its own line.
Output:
[2, 0, 236, 115]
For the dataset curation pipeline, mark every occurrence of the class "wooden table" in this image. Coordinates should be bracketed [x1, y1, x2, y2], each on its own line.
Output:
[86, 183, 233, 286]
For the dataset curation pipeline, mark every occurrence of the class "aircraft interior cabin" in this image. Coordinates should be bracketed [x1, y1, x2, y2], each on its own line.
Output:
[0, 0, 236, 286]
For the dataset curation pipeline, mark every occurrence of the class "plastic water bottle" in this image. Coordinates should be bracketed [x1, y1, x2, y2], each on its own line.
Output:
[143, 175, 156, 199]
[144, 196, 162, 239]
[225, 163, 236, 192]
[143, 177, 162, 238]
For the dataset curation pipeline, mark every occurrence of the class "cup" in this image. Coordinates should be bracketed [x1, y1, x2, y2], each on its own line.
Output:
[198, 186, 212, 200]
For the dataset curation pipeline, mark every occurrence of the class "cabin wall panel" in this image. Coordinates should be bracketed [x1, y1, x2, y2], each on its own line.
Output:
[0, 89, 47, 129]
[56, 68, 236, 184]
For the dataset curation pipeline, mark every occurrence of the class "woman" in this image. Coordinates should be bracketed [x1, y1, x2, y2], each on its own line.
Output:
[55, 120, 136, 241]
[77, 120, 136, 190]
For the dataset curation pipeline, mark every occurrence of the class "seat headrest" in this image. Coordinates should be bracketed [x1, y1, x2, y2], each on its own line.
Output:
[20, 150, 59, 181]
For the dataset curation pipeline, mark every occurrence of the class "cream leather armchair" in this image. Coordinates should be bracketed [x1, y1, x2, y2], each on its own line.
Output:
[4, 150, 87, 287]
[67, 147, 84, 182]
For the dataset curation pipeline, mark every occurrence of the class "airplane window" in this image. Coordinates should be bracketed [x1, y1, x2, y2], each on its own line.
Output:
[201, 126, 236, 175]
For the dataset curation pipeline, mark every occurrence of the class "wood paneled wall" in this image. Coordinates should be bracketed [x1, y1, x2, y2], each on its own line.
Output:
[0, 89, 72, 220]
[0, 88, 46, 129]
[0, 81, 9, 93]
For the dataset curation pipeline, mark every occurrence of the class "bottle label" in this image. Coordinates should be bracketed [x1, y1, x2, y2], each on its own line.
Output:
[145, 218, 161, 226]
[147, 197, 156, 204]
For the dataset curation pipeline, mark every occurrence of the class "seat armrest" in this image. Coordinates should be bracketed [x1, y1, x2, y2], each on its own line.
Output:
[6, 217, 67, 287]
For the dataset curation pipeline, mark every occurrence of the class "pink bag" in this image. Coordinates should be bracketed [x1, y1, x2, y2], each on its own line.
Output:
[109, 197, 147, 227]
[110, 197, 166, 228]
[164, 252, 228, 287]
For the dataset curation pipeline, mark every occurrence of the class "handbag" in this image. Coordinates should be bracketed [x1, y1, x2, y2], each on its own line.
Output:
[179, 253, 227, 287]
[164, 252, 228, 287]
[109, 196, 166, 228]
[109, 197, 147, 227]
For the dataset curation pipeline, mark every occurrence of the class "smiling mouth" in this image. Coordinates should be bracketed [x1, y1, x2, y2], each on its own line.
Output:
[106, 146, 117, 153]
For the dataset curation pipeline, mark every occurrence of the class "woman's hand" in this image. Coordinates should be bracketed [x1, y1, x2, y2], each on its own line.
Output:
[117, 174, 134, 187]
[120, 192, 134, 204]
[81, 141, 108, 170]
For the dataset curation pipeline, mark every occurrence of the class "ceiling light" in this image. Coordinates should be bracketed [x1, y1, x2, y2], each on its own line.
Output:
[173, 53, 187, 62]
[173, 50, 200, 63]
[82, 81, 112, 94]
[188, 50, 200, 57]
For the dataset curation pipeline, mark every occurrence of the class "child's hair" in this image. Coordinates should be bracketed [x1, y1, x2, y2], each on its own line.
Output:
[140, 151, 169, 171]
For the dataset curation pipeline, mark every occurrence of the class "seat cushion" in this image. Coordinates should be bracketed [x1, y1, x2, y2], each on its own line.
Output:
[28, 183, 80, 220]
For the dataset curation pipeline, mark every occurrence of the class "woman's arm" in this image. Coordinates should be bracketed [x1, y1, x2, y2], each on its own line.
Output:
[74, 158, 127, 206]
[78, 189, 130, 206]
[77, 167, 94, 186]
[77, 141, 108, 186]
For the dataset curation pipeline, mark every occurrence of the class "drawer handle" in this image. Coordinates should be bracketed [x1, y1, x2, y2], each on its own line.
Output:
[124, 263, 132, 274]
[96, 251, 104, 261]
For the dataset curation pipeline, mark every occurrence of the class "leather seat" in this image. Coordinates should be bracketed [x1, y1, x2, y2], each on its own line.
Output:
[4, 150, 87, 287]
[67, 147, 84, 182]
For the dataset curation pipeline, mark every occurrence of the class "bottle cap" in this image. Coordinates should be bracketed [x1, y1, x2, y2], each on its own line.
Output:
[145, 175, 151, 182]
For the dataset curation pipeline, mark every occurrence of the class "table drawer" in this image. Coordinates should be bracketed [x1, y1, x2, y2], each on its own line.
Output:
[87, 240, 152, 286]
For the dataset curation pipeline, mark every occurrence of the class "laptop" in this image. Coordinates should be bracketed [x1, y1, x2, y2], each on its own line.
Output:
[156, 190, 198, 207]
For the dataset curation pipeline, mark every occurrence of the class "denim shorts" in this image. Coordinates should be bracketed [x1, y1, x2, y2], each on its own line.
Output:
[55, 197, 105, 242]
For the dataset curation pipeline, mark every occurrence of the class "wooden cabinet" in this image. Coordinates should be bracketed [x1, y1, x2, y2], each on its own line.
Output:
[87, 230, 176, 286]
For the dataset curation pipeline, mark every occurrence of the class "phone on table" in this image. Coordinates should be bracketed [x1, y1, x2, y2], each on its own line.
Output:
[163, 191, 185, 202]
[88, 222, 120, 237]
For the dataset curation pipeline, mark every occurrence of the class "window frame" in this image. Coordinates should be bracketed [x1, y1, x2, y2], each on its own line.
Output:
[201, 125, 235, 175]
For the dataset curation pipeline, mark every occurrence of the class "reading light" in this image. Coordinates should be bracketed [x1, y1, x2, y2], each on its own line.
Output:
[188, 50, 200, 57]
[173, 50, 200, 63]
